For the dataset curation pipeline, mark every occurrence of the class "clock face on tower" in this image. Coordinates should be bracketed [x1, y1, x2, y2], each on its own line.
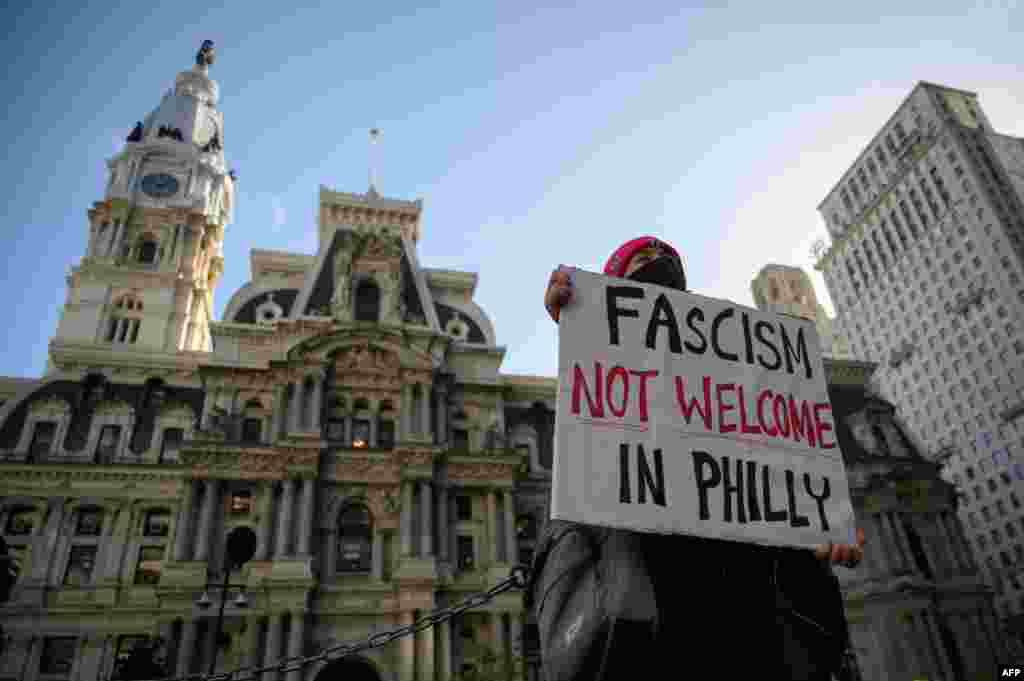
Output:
[141, 173, 179, 198]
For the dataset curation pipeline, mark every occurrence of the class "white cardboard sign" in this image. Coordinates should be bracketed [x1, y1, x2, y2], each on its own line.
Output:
[551, 270, 857, 550]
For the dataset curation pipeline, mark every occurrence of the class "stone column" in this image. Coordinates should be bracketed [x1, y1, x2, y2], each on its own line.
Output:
[933, 511, 963, 575]
[103, 505, 135, 582]
[270, 386, 285, 442]
[922, 610, 952, 679]
[510, 612, 523, 662]
[948, 512, 978, 571]
[173, 481, 198, 561]
[194, 480, 220, 562]
[436, 384, 448, 446]
[504, 490, 517, 564]
[310, 372, 324, 432]
[275, 480, 295, 558]
[420, 609, 435, 681]
[487, 490, 499, 563]
[867, 513, 891, 576]
[288, 380, 303, 434]
[369, 412, 378, 448]
[420, 385, 432, 439]
[878, 512, 906, 573]
[422, 481, 433, 558]
[903, 612, 930, 679]
[399, 612, 415, 681]
[176, 620, 198, 677]
[400, 481, 413, 556]
[297, 479, 315, 555]
[438, 617, 452, 681]
[371, 531, 383, 580]
[400, 384, 412, 439]
[264, 614, 284, 681]
[448, 488, 458, 569]
[286, 612, 305, 681]
[437, 484, 448, 561]
[493, 612, 506, 670]
[255, 482, 274, 561]
[31, 498, 66, 580]
[889, 512, 916, 573]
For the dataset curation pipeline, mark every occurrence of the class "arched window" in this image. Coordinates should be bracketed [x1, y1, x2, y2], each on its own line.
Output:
[138, 238, 159, 265]
[106, 294, 143, 344]
[241, 399, 264, 443]
[354, 280, 380, 323]
[337, 504, 372, 572]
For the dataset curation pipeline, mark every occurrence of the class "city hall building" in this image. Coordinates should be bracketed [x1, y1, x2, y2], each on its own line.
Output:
[0, 45, 556, 681]
[814, 81, 1024, 620]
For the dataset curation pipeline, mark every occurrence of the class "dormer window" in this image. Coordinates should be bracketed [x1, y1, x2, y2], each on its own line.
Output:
[354, 280, 380, 323]
[446, 319, 469, 340]
[138, 239, 158, 265]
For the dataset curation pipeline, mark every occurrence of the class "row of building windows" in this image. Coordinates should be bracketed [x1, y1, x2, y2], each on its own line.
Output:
[26, 422, 184, 464]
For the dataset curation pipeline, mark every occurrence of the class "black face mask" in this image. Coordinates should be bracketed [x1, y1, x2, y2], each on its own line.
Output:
[627, 256, 687, 291]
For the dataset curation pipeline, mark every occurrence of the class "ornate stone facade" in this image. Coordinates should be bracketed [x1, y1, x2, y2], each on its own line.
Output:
[0, 44, 555, 681]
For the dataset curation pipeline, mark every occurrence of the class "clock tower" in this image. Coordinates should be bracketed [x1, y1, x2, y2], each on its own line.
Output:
[51, 41, 233, 364]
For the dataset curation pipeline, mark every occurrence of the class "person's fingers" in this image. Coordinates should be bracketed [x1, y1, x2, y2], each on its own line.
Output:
[856, 527, 866, 548]
[814, 542, 831, 561]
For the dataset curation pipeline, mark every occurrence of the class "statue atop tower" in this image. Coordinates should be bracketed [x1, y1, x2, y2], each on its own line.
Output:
[196, 40, 216, 69]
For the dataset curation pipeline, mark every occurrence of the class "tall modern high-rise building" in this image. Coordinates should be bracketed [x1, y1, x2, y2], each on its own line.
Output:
[815, 81, 1024, 619]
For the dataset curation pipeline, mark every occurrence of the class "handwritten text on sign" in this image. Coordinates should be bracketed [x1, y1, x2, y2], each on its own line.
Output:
[551, 270, 856, 550]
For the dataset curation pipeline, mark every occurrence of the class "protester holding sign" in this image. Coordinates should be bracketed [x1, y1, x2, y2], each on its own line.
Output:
[527, 237, 865, 681]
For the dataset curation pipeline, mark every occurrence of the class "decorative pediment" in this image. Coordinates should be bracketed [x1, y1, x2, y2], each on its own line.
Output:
[95, 400, 135, 418]
[27, 396, 71, 417]
[158, 402, 196, 423]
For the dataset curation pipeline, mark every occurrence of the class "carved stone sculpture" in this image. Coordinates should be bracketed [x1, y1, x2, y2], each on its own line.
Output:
[196, 40, 216, 68]
[201, 133, 221, 153]
[331, 245, 353, 319]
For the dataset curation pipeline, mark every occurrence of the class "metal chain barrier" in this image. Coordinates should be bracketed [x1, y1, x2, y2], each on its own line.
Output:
[149, 565, 530, 681]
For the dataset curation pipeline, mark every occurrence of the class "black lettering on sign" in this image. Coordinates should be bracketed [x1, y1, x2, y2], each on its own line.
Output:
[804, 473, 831, 532]
[785, 470, 811, 528]
[619, 443, 666, 507]
[606, 286, 644, 347]
[721, 456, 746, 523]
[692, 451, 719, 520]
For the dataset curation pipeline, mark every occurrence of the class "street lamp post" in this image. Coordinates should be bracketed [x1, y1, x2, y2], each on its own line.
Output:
[197, 526, 257, 676]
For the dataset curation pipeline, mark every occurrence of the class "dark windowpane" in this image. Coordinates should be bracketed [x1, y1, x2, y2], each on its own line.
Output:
[6, 508, 35, 535]
[378, 420, 395, 449]
[95, 425, 121, 463]
[338, 505, 371, 572]
[327, 420, 345, 441]
[143, 510, 170, 537]
[114, 635, 150, 669]
[29, 421, 57, 460]
[453, 429, 469, 452]
[518, 547, 535, 566]
[241, 418, 262, 443]
[76, 509, 103, 536]
[134, 546, 164, 585]
[457, 535, 474, 569]
[64, 546, 97, 586]
[352, 419, 370, 448]
[230, 491, 254, 515]
[354, 281, 380, 322]
[160, 428, 183, 463]
[138, 241, 158, 264]
[456, 495, 472, 521]
[40, 637, 77, 675]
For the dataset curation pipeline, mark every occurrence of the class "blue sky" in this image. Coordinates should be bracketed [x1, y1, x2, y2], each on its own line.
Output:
[1, 1, 1022, 379]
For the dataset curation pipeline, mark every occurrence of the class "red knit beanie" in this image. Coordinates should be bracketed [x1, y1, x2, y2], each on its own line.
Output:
[603, 236, 682, 278]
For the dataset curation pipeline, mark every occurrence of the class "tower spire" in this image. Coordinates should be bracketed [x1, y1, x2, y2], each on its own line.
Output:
[368, 128, 381, 197]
